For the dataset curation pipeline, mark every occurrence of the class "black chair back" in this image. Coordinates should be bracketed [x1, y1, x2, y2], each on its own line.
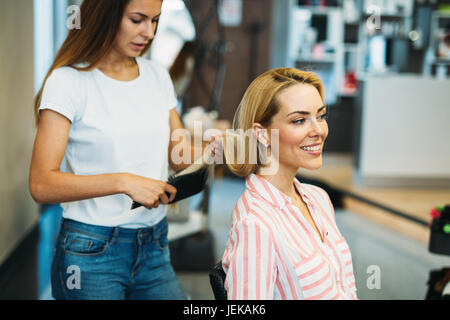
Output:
[209, 261, 227, 300]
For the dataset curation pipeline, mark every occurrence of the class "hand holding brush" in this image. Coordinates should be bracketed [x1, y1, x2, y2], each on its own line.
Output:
[130, 133, 223, 210]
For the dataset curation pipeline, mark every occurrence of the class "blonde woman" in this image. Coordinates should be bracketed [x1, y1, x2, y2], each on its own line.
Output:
[221, 68, 358, 300]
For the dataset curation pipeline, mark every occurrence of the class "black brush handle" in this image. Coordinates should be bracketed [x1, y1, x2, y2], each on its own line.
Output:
[131, 201, 142, 210]
[130, 167, 208, 210]
[131, 192, 171, 209]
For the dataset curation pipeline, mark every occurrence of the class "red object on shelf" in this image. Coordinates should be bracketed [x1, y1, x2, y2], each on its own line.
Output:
[430, 207, 442, 220]
[429, 207, 442, 227]
[341, 71, 358, 95]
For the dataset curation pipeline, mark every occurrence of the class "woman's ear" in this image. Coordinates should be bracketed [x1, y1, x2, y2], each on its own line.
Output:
[252, 123, 269, 147]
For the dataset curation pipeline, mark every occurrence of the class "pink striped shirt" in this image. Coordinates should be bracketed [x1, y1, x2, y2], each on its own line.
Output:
[222, 173, 358, 300]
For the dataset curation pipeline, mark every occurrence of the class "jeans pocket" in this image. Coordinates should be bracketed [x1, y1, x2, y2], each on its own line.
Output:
[156, 227, 169, 251]
[63, 231, 109, 257]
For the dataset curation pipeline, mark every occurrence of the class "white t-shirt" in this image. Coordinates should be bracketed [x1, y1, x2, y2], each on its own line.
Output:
[39, 57, 178, 228]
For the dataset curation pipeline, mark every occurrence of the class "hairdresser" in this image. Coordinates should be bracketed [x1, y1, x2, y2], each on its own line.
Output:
[29, 0, 217, 300]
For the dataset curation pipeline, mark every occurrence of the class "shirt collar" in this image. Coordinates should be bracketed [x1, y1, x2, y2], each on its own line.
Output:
[246, 173, 310, 210]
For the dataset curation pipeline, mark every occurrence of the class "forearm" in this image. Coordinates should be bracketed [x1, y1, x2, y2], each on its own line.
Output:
[30, 170, 127, 204]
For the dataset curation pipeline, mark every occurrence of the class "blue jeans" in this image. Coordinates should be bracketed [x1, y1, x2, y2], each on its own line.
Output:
[51, 217, 187, 300]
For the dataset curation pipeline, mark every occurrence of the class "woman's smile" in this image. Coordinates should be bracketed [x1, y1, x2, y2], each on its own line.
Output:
[267, 83, 329, 172]
[300, 143, 322, 155]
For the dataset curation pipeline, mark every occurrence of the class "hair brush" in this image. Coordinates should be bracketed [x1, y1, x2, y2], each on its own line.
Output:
[131, 161, 210, 210]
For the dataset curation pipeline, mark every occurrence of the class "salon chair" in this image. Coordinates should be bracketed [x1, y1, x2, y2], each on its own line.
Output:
[209, 261, 227, 300]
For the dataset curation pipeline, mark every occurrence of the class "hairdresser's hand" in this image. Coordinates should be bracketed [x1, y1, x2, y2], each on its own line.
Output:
[121, 173, 177, 209]
[207, 132, 224, 160]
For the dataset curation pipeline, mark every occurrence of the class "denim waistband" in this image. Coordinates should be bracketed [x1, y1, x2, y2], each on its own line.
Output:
[60, 217, 168, 243]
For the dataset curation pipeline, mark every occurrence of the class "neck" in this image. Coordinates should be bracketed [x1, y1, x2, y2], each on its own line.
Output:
[257, 164, 298, 199]
[99, 49, 136, 72]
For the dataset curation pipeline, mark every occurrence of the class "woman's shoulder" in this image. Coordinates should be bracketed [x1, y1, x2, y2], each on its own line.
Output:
[233, 190, 275, 223]
[48, 64, 88, 84]
[43, 66, 88, 97]
[242, 187, 273, 208]
[137, 57, 169, 76]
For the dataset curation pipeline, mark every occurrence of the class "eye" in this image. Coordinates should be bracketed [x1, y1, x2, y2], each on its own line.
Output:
[318, 112, 329, 121]
[131, 18, 142, 24]
[292, 119, 306, 125]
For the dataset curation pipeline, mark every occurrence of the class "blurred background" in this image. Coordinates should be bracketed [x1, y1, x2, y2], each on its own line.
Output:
[0, 0, 449, 300]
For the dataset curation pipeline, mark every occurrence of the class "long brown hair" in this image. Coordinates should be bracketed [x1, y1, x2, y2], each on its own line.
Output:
[33, 0, 157, 126]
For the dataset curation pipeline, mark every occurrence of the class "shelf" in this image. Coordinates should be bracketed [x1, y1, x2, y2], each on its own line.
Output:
[339, 92, 358, 98]
[296, 54, 336, 64]
[362, 13, 410, 19]
[344, 44, 359, 51]
[434, 58, 450, 65]
[296, 58, 335, 64]
[435, 13, 450, 18]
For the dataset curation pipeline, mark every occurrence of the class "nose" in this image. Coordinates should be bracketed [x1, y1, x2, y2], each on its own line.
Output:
[141, 21, 155, 40]
[308, 117, 325, 137]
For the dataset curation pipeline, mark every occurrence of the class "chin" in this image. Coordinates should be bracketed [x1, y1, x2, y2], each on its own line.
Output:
[120, 46, 140, 58]
[128, 51, 141, 58]
[299, 159, 323, 171]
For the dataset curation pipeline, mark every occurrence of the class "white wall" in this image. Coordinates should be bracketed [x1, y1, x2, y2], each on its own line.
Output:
[357, 74, 450, 186]
[0, 0, 39, 265]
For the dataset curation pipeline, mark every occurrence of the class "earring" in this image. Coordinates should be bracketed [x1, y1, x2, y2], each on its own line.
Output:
[259, 140, 268, 148]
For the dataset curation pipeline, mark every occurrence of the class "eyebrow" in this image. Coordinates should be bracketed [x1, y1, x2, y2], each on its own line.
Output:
[286, 105, 327, 117]
[131, 12, 161, 19]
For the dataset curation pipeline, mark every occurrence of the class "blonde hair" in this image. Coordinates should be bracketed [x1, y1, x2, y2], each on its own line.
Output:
[223, 67, 324, 177]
